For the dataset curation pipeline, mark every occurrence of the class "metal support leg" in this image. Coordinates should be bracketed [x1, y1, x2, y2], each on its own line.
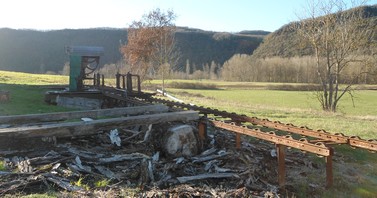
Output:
[235, 133, 241, 149]
[234, 121, 241, 149]
[276, 144, 286, 187]
[326, 147, 334, 188]
[198, 120, 207, 141]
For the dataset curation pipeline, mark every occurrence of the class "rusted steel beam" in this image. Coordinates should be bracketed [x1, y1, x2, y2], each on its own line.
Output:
[146, 97, 350, 189]
[150, 98, 377, 152]
[209, 120, 331, 156]
[348, 137, 377, 152]
[237, 117, 349, 144]
[150, 98, 348, 143]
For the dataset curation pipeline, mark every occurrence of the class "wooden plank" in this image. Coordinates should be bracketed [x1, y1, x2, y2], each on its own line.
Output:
[0, 104, 169, 125]
[0, 111, 198, 139]
[177, 173, 239, 183]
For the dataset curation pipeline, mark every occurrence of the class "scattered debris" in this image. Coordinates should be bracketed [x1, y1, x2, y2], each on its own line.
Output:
[81, 117, 94, 122]
[108, 129, 121, 147]
[0, 121, 328, 197]
[1, 102, 373, 197]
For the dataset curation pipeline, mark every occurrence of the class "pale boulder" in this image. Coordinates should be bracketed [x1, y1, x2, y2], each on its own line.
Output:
[163, 125, 198, 157]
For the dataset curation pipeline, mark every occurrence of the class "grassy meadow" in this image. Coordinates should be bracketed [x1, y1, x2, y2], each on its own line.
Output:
[151, 79, 377, 140]
[0, 71, 72, 115]
[1, 71, 377, 197]
[1, 71, 377, 138]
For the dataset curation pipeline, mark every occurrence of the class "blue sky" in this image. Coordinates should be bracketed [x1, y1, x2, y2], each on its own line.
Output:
[0, 0, 376, 32]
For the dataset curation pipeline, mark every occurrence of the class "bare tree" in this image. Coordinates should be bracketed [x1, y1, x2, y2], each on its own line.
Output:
[295, 0, 375, 112]
[121, 8, 179, 93]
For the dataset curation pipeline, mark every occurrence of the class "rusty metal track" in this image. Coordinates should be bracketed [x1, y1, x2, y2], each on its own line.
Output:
[82, 75, 375, 188]
[148, 97, 377, 152]
[210, 119, 331, 156]
[90, 87, 376, 188]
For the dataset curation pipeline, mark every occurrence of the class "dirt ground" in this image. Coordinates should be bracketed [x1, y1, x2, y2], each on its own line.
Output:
[0, 121, 373, 198]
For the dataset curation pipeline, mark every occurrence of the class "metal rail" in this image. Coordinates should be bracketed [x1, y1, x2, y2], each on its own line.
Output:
[100, 89, 375, 188]
[210, 119, 331, 156]
[148, 97, 377, 152]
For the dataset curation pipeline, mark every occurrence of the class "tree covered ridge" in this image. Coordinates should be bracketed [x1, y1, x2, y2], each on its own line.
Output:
[252, 4, 377, 58]
[0, 27, 266, 74]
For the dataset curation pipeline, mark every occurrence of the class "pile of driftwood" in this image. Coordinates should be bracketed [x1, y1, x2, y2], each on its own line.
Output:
[0, 106, 323, 197]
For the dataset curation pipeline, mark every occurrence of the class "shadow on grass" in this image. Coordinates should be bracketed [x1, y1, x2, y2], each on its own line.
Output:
[0, 83, 73, 116]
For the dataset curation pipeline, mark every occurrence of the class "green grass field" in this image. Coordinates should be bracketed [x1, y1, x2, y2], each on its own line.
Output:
[1, 71, 376, 138]
[1, 71, 377, 197]
[0, 70, 68, 85]
[0, 71, 72, 115]
[158, 81, 377, 140]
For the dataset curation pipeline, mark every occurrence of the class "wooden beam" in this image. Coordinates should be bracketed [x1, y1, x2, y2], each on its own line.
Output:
[177, 173, 239, 183]
[0, 105, 169, 125]
[0, 111, 199, 139]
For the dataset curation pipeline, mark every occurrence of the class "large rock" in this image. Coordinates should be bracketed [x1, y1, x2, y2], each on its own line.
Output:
[163, 125, 198, 157]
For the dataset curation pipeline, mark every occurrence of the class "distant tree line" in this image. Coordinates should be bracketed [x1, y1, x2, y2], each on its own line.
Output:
[0, 28, 263, 74]
[218, 55, 377, 84]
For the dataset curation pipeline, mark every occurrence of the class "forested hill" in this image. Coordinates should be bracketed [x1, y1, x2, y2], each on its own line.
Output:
[0, 27, 267, 73]
[252, 5, 377, 58]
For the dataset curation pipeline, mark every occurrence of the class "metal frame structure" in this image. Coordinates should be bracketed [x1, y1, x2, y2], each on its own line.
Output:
[65, 46, 104, 91]
[44, 71, 376, 188]
[146, 97, 377, 188]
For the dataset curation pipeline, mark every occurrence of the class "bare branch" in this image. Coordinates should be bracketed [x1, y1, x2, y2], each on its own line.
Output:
[295, 0, 374, 112]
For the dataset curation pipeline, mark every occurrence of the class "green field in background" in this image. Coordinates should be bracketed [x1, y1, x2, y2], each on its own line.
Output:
[1, 71, 377, 197]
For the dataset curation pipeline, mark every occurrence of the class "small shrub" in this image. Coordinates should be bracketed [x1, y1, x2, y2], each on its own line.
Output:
[73, 177, 90, 191]
[0, 160, 6, 171]
[95, 179, 110, 188]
